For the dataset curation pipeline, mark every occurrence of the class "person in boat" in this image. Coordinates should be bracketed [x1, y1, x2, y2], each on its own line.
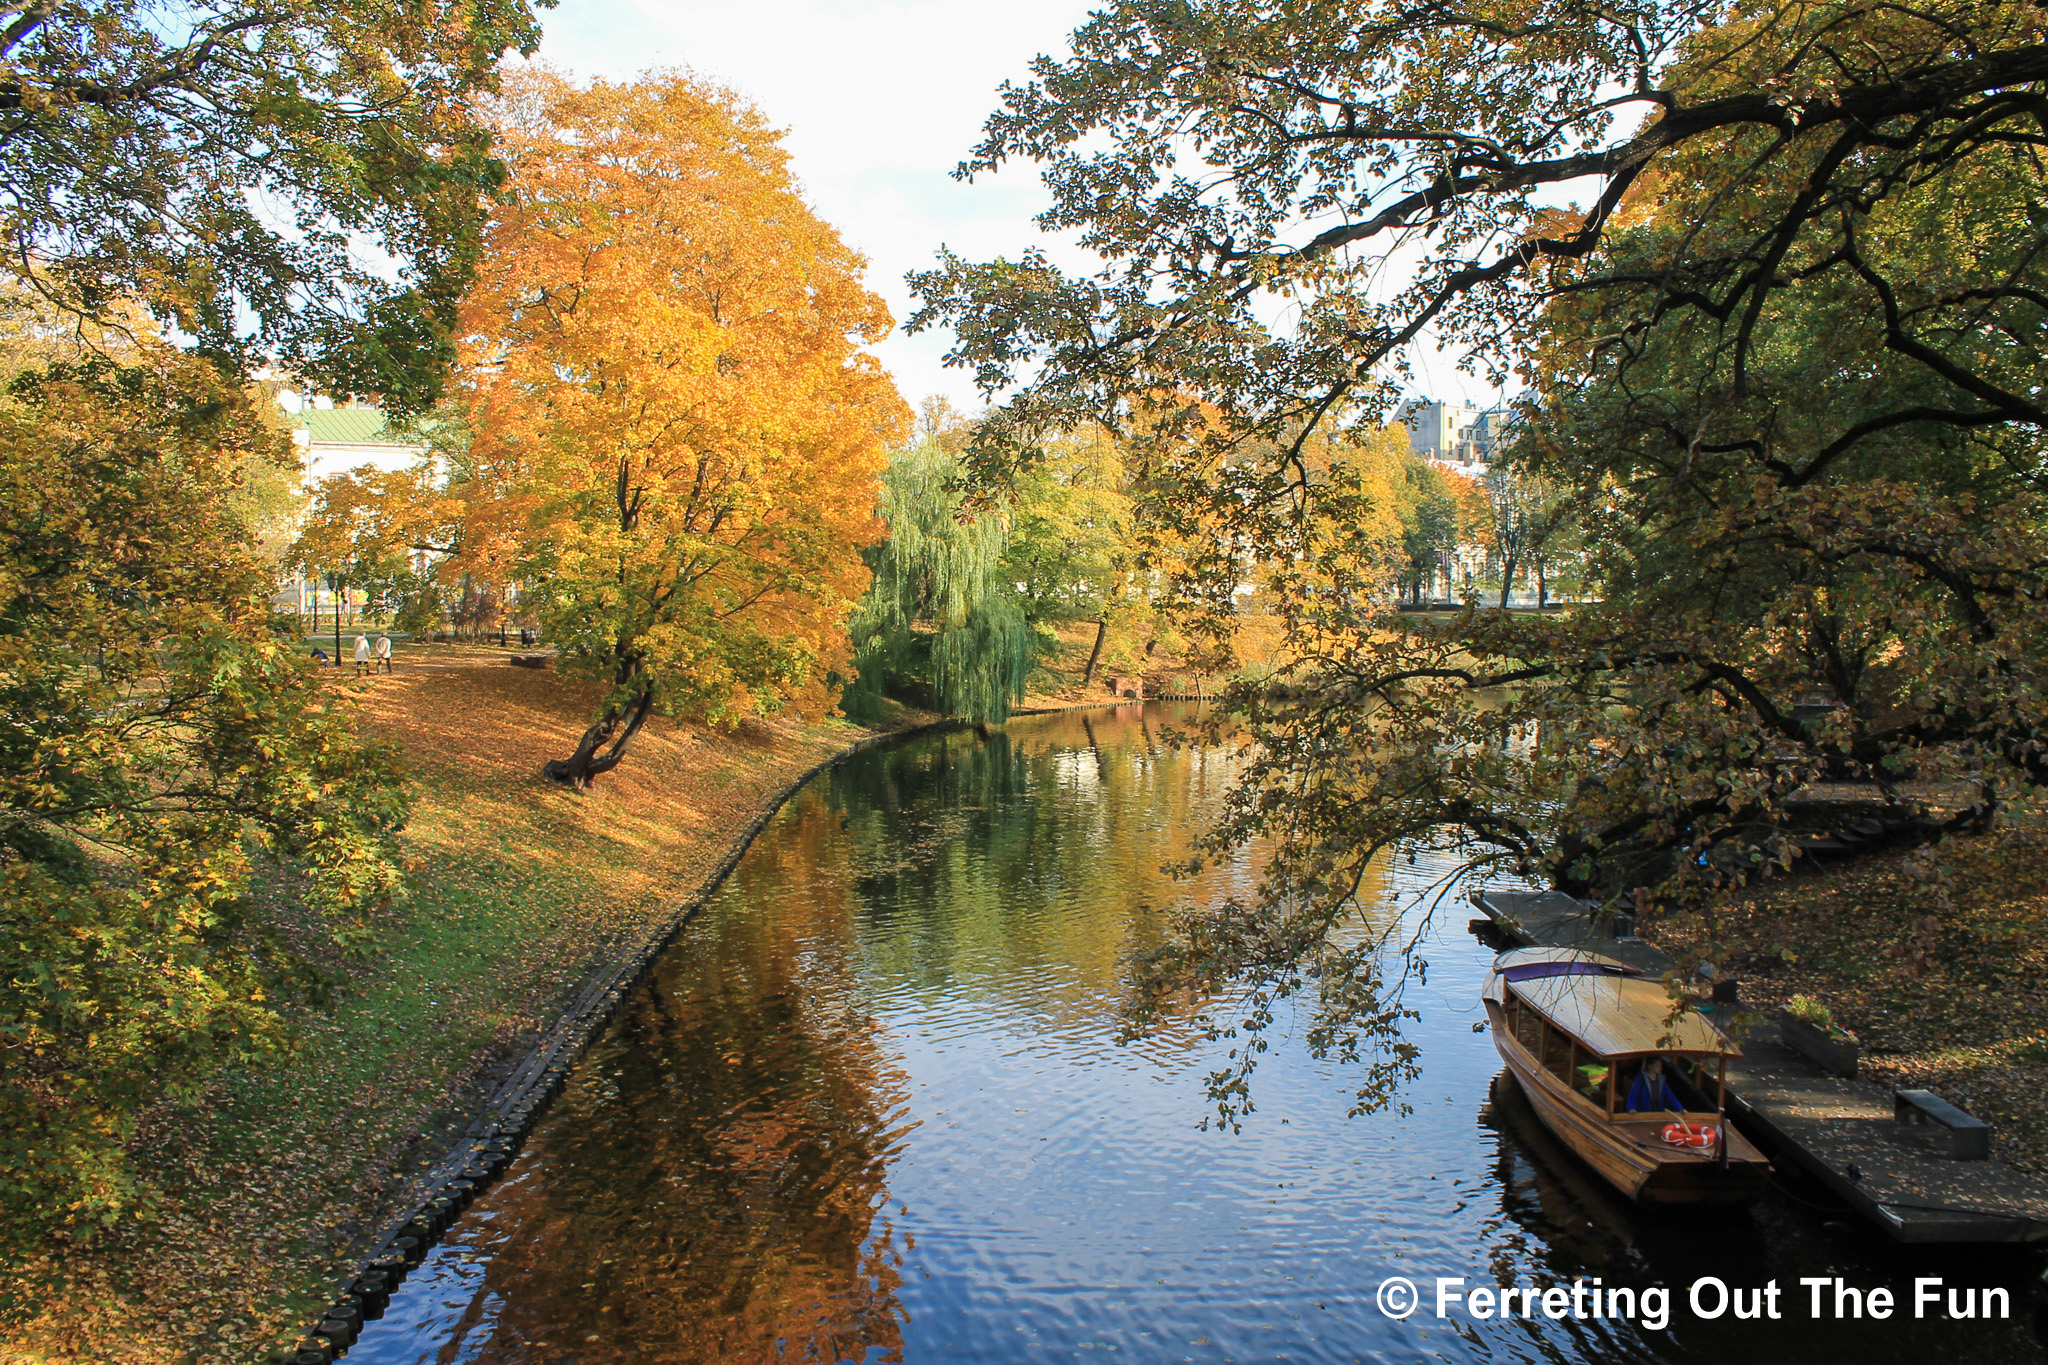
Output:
[1626, 1057, 1683, 1113]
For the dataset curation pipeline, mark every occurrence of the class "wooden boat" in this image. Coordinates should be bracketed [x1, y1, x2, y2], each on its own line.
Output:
[1483, 946, 1770, 1207]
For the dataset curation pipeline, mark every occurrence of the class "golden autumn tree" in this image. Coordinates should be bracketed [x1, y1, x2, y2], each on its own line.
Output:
[463, 69, 906, 787]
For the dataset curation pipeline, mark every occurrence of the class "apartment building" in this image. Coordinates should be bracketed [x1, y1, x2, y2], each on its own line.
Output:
[1401, 398, 1510, 473]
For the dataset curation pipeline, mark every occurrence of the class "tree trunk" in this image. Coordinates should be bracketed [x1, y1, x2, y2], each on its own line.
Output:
[543, 659, 656, 789]
[1536, 556, 1549, 608]
[1498, 553, 1519, 610]
[1081, 618, 1108, 687]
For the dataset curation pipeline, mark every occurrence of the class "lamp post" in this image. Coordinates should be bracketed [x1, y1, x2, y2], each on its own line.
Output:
[323, 570, 348, 661]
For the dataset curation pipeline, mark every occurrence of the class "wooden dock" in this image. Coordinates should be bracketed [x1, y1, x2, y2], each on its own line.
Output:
[1471, 886, 2048, 1243]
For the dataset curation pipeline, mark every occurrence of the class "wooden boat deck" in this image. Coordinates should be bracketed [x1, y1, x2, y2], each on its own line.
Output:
[1473, 887, 2048, 1242]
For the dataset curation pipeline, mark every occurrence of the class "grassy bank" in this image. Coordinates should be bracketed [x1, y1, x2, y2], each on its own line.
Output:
[1642, 822, 2048, 1176]
[1, 649, 882, 1363]
[0, 618, 1274, 1363]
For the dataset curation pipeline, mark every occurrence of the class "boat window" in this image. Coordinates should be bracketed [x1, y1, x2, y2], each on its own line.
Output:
[1621, 1055, 1708, 1114]
[1541, 1020, 1573, 1084]
[1512, 993, 1543, 1055]
[1665, 1058, 1716, 1113]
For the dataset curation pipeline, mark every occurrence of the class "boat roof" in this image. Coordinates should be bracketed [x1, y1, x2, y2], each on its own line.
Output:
[1492, 946, 1643, 981]
[1499, 957, 1738, 1059]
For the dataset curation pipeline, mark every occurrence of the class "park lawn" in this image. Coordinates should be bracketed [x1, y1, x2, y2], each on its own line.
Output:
[1643, 823, 2048, 1177]
[1, 653, 877, 1364]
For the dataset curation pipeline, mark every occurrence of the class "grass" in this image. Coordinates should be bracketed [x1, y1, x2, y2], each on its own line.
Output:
[1, 651, 873, 1363]
[0, 623, 1278, 1362]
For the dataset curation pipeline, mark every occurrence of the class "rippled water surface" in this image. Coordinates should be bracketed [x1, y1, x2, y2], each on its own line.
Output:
[351, 704, 2047, 1364]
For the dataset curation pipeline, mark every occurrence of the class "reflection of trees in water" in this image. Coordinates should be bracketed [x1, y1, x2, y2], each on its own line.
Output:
[808, 707, 1414, 1075]
[411, 707, 1432, 1364]
[439, 813, 914, 1364]
[821, 709, 1294, 1043]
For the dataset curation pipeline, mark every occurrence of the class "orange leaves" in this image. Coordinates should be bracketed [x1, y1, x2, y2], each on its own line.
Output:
[447, 69, 906, 751]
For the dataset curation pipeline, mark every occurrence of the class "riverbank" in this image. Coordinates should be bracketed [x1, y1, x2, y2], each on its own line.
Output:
[0, 653, 899, 1364]
[1640, 822, 2048, 1177]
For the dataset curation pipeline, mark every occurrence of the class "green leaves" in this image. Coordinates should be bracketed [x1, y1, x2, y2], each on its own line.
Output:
[845, 439, 1037, 724]
[0, 0, 546, 415]
[0, 354, 408, 1256]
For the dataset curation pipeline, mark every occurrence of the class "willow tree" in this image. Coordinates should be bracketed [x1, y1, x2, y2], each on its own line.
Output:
[453, 69, 905, 787]
[915, 0, 2048, 1122]
[846, 439, 1036, 723]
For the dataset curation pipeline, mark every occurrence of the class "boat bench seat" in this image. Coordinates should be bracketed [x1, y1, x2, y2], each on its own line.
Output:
[1893, 1088, 1991, 1160]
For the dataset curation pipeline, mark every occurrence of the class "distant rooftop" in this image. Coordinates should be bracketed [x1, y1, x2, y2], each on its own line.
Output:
[289, 408, 419, 446]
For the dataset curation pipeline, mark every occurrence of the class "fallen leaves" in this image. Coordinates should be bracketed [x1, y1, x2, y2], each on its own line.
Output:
[1645, 820, 2048, 1177]
[0, 655, 866, 1363]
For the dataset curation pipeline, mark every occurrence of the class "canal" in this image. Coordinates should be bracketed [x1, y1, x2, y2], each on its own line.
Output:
[349, 704, 2047, 1363]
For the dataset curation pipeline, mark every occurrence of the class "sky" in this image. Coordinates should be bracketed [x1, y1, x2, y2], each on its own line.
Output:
[528, 0, 1500, 417]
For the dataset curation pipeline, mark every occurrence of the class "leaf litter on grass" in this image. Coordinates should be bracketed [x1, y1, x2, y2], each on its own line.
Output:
[1, 656, 874, 1363]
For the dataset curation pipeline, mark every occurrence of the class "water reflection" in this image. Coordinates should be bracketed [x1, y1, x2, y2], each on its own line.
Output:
[383, 800, 917, 1364]
[351, 704, 2048, 1365]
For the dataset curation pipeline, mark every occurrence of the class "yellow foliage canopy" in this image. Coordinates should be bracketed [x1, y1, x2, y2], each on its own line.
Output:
[459, 68, 907, 783]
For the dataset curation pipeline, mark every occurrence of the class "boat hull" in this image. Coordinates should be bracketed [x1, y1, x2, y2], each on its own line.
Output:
[1485, 997, 1768, 1208]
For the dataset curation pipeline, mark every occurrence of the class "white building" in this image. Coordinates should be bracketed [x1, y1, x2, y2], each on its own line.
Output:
[276, 392, 431, 624]
[274, 388, 428, 484]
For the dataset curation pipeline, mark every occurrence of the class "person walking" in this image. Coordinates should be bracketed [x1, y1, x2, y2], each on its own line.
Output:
[353, 632, 371, 677]
[375, 632, 394, 674]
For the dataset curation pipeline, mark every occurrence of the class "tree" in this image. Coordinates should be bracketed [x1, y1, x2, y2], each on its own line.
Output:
[845, 438, 1036, 723]
[1480, 462, 1579, 608]
[0, 0, 545, 414]
[912, 0, 2047, 528]
[1000, 424, 1142, 686]
[915, 0, 2048, 1122]
[1390, 456, 1464, 604]
[0, 0, 541, 1246]
[455, 69, 905, 787]
[0, 351, 407, 1250]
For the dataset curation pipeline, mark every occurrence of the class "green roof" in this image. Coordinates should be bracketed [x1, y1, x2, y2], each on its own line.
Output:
[290, 408, 419, 446]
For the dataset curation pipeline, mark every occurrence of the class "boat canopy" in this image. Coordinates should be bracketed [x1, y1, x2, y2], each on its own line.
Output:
[1499, 959, 1638, 983]
[1495, 950, 1737, 1060]
[1492, 946, 1643, 977]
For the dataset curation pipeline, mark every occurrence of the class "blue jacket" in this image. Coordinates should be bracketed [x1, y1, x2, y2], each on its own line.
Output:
[1626, 1071, 1682, 1112]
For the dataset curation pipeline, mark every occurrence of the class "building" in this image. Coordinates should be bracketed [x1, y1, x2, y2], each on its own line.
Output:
[1400, 398, 1512, 602]
[275, 388, 427, 484]
[276, 391, 431, 625]
[1401, 398, 1512, 474]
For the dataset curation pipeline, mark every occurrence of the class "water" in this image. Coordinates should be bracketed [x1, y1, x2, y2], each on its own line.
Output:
[349, 704, 2048, 1364]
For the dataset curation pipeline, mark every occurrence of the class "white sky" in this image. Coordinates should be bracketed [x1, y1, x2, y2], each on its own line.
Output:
[532, 0, 1497, 416]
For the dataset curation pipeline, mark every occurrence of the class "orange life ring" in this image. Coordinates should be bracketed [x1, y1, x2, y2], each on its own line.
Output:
[1661, 1122, 1718, 1148]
